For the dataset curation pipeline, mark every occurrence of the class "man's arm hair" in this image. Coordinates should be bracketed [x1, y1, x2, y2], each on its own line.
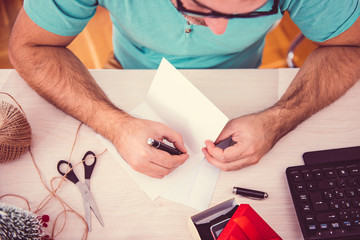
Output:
[265, 16, 360, 146]
[8, 7, 131, 143]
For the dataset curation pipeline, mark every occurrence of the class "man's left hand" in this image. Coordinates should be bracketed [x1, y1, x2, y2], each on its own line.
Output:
[202, 113, 275, 171]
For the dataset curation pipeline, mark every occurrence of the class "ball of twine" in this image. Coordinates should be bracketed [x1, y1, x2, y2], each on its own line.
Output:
[0, 100, 31, 163]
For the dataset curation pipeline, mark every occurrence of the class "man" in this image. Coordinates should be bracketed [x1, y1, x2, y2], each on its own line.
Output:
[8, 0, 360, 178]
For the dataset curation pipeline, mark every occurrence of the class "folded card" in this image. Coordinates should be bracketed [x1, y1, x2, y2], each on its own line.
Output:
[98, 58, 228, 209]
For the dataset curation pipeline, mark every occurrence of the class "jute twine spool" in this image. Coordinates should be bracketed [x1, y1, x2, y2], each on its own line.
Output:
[0, 93, 31, 163]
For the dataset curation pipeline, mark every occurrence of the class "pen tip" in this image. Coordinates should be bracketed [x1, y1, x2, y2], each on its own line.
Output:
[264, 193, 269, 198]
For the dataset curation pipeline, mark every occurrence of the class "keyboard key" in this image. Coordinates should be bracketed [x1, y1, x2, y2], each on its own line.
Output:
[343, 221, 352, 227]
[316, 212, 338, 222]
[310, 192, 329, 211]
[330, 201, 340, 210]
[313, 201, 329, 211]
[354, 220, 360, 226]
[317, 180, 335, 190]
[305, 214, 315, 223]
[302, 170, 313, 181]
[348, 178, 357, 187]
[345, 189, 356, 198]
[331, 222, 340, 228]
[308, 224, 317, 231]
[340, 200, 351, 209]
[307, 182, 316, 191]
[292, 172, 303, 182]
[340, 211, 350, 220]
[337, 167, 349, 177]
[324, 168, 337, 178]
[323, 191, 334, 200]
[302, 203, 311, 212]
[348, 166, 360, 176]
[337, 179, 347, 188]
[350, 210, 360, 219]
[313, 169, 324, 179]
[320, 223, 329, 229]
[295, 183, 306, 192]
[334, 190, 345, 199]
[299, 194, 308, 202]
[352, 199, 360, 208]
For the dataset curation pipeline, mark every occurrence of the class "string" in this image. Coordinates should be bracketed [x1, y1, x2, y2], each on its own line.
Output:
[29, 122, 107, 239]
[0, 92, 28, 118]
[46, 149, 107, 239]
[0, 92, 108, 239]
[0, 194, 31, 211]
[2, 120, 107, 239]
[29, 142, 89, 240]
[33, 123, 84, 213]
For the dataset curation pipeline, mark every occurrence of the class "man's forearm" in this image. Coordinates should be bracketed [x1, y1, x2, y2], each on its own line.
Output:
[265, 46, 360, 145]
[8, 43, 189, 178]
[9, 44, 130, 142]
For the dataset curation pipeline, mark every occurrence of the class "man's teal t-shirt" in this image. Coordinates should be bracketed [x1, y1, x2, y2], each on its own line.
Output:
[24, 0, 360, 69]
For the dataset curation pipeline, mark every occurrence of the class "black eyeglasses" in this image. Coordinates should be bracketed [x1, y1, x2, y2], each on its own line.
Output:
[176, 0, 279, 19]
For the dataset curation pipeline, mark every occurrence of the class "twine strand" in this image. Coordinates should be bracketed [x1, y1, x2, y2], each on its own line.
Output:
[0, 194, 31, 211]
[30, 123, 107, 239]
[0, 92, 107, 239]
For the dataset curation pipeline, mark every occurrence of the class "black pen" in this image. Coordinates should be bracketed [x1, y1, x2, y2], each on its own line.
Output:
[232, 186, 268, 199]
[147, 138, 183, 155]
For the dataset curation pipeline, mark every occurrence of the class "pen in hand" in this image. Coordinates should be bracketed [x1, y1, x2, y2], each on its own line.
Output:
[233, 186, 268, 199]
[147, 138, 183, 155]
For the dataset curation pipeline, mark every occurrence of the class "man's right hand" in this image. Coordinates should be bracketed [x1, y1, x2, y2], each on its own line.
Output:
[112, 117, 189, 178]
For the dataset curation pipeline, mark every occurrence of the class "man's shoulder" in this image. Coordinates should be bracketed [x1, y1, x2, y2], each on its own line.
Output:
[24, 0, 98, 36]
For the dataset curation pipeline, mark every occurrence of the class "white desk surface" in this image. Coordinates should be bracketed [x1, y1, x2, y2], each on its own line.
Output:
[0, 68, 359, 239]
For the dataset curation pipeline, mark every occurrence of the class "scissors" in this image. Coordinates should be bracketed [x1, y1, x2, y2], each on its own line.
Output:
[57, 151, 104, 231]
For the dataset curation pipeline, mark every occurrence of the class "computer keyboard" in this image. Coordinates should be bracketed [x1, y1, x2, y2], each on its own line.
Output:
[286, 159, 360, 240]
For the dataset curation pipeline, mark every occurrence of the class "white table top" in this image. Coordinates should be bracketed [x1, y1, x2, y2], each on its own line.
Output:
[0, 68, 359, 239]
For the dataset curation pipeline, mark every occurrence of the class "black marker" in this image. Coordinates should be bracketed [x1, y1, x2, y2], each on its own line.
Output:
[147, 138, 183, 155]
[233, 187, 268, 199]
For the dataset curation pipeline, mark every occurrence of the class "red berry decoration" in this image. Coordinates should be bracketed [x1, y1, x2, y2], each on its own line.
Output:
[42, 215, 50, 222]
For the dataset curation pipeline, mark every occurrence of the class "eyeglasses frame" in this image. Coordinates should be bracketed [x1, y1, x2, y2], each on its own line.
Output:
[175, 0, 279, 19]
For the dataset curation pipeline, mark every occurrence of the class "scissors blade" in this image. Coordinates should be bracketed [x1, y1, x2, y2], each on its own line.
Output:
[82, 194, 92, 231]
[83, 179, 92, 231]
[85, 179, 90, 190]
[76, 182, 105, 228]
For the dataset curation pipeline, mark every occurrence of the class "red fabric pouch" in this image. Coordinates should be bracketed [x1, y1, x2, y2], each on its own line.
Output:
[217, 204, 282, 240]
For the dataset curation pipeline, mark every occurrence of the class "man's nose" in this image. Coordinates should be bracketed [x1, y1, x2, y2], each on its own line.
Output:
[204, 17, 229, 35]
